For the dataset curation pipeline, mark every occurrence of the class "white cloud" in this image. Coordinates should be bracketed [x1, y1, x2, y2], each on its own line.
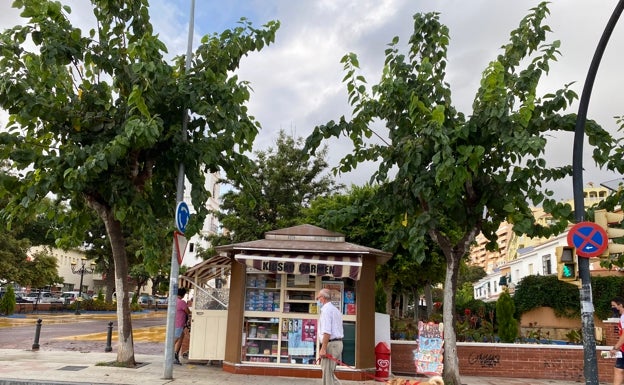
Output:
[1, 0, 623, 200]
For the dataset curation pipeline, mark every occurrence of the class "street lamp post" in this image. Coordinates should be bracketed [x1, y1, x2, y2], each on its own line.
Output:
[572, 2, 624, 384]
[70, 258, 95, 315]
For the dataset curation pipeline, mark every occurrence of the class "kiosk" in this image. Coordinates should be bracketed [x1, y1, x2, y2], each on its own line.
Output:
[182, 224, 391, 380]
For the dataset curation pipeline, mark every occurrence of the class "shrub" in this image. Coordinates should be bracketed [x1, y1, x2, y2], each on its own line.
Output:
[513, 275, 579, 318]
[496, 289, 518, 343]
[513, 275, 624, 320]
[0, 286, 16, 315]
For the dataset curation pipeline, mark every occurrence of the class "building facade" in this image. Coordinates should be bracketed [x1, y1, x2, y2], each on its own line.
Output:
[181, 172, 221, 268]
[471, 183, 617, 302]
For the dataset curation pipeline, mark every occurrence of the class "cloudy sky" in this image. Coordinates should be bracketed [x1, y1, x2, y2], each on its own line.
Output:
[1, 0, 623, 201]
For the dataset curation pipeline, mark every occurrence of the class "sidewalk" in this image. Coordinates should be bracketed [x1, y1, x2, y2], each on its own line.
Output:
[0, 348, 589, 385]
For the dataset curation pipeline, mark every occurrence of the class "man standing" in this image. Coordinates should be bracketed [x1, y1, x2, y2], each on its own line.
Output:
[611, 297, 624, 385]
[317, 288, 343, 385]
[174, 288, 191, 365]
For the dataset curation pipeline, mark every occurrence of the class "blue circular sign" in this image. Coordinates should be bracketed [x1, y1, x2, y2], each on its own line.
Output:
[567, 221, 608, 258]
[175, 201, 190, 234]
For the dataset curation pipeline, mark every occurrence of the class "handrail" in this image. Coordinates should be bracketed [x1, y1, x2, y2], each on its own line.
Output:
[179, 275, 228, 309]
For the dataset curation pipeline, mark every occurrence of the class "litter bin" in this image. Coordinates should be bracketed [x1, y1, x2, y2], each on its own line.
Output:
[375, 342, 391, 381]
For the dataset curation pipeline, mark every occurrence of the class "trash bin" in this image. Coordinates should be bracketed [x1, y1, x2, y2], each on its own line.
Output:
[375, 341, 391, 381]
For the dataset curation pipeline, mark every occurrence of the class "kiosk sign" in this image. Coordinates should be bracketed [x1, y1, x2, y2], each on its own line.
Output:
[567, 221, 608, 258]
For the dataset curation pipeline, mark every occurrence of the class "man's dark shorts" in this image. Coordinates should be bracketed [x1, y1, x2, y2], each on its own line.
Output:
[616, 356, 624, 369]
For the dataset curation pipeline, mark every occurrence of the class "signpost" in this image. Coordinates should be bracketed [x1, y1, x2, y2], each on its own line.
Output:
[567, 221, 608, 258]
[164, 1, 195, 379]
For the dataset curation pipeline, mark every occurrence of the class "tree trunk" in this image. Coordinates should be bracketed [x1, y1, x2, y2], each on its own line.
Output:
[424, 283, 433, 320]
[104, 260, 115, 303]
[442, 252, 461, 385]
[402, 292, 409, 318]
[87, 197, 135, 366]
[411, 286, 419, 322]
[384, 284, 393, 315]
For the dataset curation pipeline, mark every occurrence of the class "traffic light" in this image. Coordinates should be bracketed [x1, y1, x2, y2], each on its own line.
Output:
[556, 246, 577, 282]
[594, 209, 624, 257]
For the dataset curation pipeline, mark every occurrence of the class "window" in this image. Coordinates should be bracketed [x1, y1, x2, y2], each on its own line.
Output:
[542, 254, 552, 275]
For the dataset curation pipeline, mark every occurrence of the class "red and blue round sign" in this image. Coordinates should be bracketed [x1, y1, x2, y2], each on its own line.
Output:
[567, 221, 608, 258]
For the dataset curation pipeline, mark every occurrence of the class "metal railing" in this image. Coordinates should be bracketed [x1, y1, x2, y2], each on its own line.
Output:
[179, 276, 229, 310]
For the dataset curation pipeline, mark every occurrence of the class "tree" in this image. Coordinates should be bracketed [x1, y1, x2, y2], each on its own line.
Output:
[496, 289, 518, 343]
[0, 1, 279, 365]
[25, 249, 63, 289]
[0, 194, 61, 288]
[0, 231, 30, 285]
[304, 184, 446, 318]
[304, 3, 612, 383]
[207, 130, 341, 248]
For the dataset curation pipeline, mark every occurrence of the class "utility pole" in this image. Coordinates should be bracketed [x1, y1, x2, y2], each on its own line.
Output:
[163, 0, 195, 379]
[572, 2, 624, 384]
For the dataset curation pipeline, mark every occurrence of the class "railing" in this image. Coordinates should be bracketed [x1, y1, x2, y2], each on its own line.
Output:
[179, 276, 229, 310]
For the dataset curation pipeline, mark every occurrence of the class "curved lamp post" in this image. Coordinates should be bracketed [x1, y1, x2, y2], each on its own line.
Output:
[70, 258, 95, 315]
[572, 2, 624, 384]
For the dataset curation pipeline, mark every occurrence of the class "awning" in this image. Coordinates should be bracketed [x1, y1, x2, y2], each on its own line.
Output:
[234, 254, 362, 280]
[180, 255, 232, 288]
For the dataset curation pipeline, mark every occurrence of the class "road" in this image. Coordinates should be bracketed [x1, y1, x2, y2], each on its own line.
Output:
[0, 311, 167, 354]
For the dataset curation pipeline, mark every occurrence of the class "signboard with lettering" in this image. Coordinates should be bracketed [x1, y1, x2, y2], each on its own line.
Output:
[235, 254, 362, 280]
[415, 321, 444, 376]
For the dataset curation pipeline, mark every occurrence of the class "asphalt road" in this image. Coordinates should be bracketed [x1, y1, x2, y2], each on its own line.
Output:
[0, 312, 167, 354]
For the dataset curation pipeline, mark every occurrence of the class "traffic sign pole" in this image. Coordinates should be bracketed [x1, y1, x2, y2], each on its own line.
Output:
[571, 2, 624, 383]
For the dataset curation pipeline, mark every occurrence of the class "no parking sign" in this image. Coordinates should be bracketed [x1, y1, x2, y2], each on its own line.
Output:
[567, 221, 608, 258]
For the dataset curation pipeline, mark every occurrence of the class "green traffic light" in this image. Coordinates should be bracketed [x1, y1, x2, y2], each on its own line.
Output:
[562, 263, 575, 278]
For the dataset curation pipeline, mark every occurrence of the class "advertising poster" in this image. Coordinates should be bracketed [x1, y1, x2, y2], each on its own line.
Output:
[343, 290, 356, 315]
[415, 321, 444, 375]
[322, 281, 344, 313]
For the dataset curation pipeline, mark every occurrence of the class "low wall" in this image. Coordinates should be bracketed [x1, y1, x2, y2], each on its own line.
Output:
[391, 341, 615, 382]
[13, 302, 67, 313]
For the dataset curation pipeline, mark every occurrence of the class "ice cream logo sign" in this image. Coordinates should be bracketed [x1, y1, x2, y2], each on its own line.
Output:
[376, 358, 390, 368]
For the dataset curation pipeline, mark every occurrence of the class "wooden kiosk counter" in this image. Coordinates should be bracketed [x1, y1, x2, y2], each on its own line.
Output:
[182, 224, 391, 380]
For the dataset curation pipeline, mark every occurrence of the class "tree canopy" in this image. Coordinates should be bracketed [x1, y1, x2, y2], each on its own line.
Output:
[0, 0, 279, 365]
[304, 183, 447, 317]
[206, 130, 341, 250]
[304, 3, 614, 383]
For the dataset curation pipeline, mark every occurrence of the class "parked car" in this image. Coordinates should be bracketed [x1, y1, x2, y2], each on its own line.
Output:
[15, 294, 30, 303]
[0, 291, 30, 304]
[112, 292, 135, 303]
[155, 295, 168, 305]
[138, 294, 155, 306]
[61, 291, 91, 304]
[23, 291, 64, 304]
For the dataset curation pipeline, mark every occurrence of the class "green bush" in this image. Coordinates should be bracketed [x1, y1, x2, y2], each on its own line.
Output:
[496, 289, 518, 343]
[513, 275, 624, 320]
[513, 275, 580, 318]
[590, 276, 624, 319]
[0, 286, 16, 315]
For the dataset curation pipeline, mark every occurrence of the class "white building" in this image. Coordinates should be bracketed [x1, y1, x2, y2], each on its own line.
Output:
[474, 232, 569, 302]
[29, 246, 104, 295]
[181, 172, 221, 268]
